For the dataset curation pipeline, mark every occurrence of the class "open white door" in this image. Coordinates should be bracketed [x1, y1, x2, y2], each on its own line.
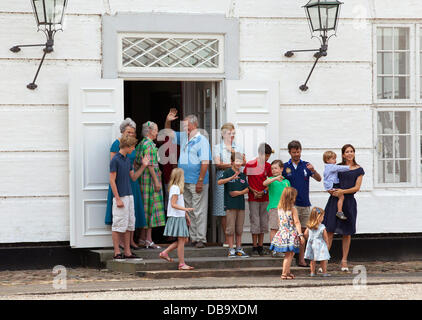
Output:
[226, 80, 280, 244]
[69, 79, 124, 248]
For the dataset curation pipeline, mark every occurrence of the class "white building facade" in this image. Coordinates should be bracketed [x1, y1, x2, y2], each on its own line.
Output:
[1, 0, 421, 247]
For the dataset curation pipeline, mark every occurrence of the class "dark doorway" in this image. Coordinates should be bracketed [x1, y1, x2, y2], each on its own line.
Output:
[124, 81, 182, 244]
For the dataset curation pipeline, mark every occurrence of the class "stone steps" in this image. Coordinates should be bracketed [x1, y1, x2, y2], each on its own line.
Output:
[91, 246, 239, 264]
[136, 267, 308, 279]
[96, 245, 302, 279]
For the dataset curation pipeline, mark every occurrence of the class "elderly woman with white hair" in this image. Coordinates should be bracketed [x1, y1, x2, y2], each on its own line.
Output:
[134, 121, 166, 249]
[105, 118, 147, 250]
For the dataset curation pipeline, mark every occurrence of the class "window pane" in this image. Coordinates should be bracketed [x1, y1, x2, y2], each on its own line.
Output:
[377, 52, 392, 74]
[378, 160, 394, 183]
[377, 111, 393, 134]
[377, 28, 392, 50]
[394, 111, 410, 134]
[420, 112, 422, 134]
[394, 77, 409, 99]
[395, 160, 410, 183]
[395, 135, 410, 158]
[394, 28, 409, 50]
[380, 136, 393, 158]
[394, 52, 409, 74]
[377, 77, 393, 99]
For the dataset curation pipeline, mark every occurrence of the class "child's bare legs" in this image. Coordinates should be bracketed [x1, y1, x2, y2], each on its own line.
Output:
[320, 260, 328, 273]
[270, 229, 277, 242]
[177, 237, 188, 265]
[112, 231, 123, 256]
[123, 231, 132, 256]
[221, 216, 228, 245]
[310, 260, 316, 275]
[235, 232, 242, 249]
[258, 233, 264, 247]
[161, 240, 178, 256]
[334, 191, 347, 220]
[252, 234, 258, 248]
[227, 234, 234, 249]
[282, 252, 294, 276]
[337, 194, 344, 213]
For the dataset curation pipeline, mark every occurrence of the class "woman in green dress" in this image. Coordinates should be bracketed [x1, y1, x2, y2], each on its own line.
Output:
[135, 121, 166, 249]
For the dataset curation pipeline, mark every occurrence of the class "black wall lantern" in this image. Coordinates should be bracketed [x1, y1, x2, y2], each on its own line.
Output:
[10, 0, 68, 90]
[285, 0, 343, 91]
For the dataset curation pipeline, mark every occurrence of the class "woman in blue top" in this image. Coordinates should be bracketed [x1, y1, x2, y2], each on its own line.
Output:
[105, 118, 146, 249]
[323, 144, 365, 273]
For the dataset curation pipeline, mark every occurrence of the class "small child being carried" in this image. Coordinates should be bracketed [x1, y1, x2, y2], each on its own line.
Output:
[323, 151, 350, 220]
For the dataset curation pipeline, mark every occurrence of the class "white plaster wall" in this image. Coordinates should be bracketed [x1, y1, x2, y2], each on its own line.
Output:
[0, 0, 421, 243]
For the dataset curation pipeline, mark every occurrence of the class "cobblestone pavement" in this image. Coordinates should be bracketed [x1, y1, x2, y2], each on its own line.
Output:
[1, 260, 421, 287]
[5, 283, 422, 300]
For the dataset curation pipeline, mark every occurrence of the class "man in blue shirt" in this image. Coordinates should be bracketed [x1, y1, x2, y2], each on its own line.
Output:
[165, 108, 211, 248]
[283, 140, 322, 267]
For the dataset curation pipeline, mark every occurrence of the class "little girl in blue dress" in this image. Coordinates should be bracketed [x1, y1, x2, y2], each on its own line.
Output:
[304, 207, 331, 277]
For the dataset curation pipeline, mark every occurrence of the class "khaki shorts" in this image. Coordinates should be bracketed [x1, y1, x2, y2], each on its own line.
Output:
[112, 195, 135, 233]
[225, 209, 245, 236]
[268, 208, 279, 230]
[295, 205, 311, 230]
[249, 201, 269, 234]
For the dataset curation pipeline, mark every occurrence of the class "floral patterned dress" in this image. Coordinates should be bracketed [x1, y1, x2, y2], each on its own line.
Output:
[135, 137, 165, 228]
[269, 209, 300, 253]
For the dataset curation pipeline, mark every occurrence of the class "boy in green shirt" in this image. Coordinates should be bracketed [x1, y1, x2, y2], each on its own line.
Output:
[218, 152, 249, 258]
[263, 160, 291, 246]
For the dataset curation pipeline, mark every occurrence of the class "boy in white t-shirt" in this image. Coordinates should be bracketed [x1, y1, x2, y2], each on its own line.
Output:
[159, 168, 195, 270]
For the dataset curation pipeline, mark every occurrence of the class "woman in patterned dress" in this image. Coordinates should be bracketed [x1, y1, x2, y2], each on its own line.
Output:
[135, 121, 166, 249]
[212, 123, 245, 247]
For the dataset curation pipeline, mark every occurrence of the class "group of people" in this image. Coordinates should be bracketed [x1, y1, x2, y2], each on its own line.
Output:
[106, 108, 365, 276]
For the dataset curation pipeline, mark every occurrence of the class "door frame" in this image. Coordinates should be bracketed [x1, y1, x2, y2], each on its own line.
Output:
[122, 78, 225, 243]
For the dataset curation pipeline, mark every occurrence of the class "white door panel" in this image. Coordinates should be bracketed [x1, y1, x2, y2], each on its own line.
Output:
[69, 79, 124, 248]
[226, 80, 280, 244]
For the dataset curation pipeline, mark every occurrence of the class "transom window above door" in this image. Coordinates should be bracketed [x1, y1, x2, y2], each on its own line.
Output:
[118, 33, 224, 73]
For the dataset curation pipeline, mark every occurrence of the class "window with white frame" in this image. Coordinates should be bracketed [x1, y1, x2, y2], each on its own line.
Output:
[420, 27, 422, 99]
[377, 110, 411, 184]
[118, 33, 224, 73]
[377, 27, 410, 100]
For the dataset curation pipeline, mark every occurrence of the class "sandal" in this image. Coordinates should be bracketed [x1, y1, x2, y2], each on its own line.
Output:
[288, 273, 296, 279]
[113, 253, 125, 260]
[138, 239, 146, 248]
[146, 240, 161, 249]
[159, 252, 174, 262]
[281, 274, 294, 280]
[178, 263, 194, 270]
[341, 260, 349, 272]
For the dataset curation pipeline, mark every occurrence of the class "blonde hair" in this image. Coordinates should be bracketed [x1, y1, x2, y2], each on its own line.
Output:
[278, 187, 297, 211]
[221, 122, 235, 135]
[120, 135, 138, 148]
[307, 207, 325, 230]
[323, 151, 337, 163]
[168, 168, 185, 194]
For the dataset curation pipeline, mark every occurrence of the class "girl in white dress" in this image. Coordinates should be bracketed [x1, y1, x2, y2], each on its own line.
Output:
[304, 207, 331, 277]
